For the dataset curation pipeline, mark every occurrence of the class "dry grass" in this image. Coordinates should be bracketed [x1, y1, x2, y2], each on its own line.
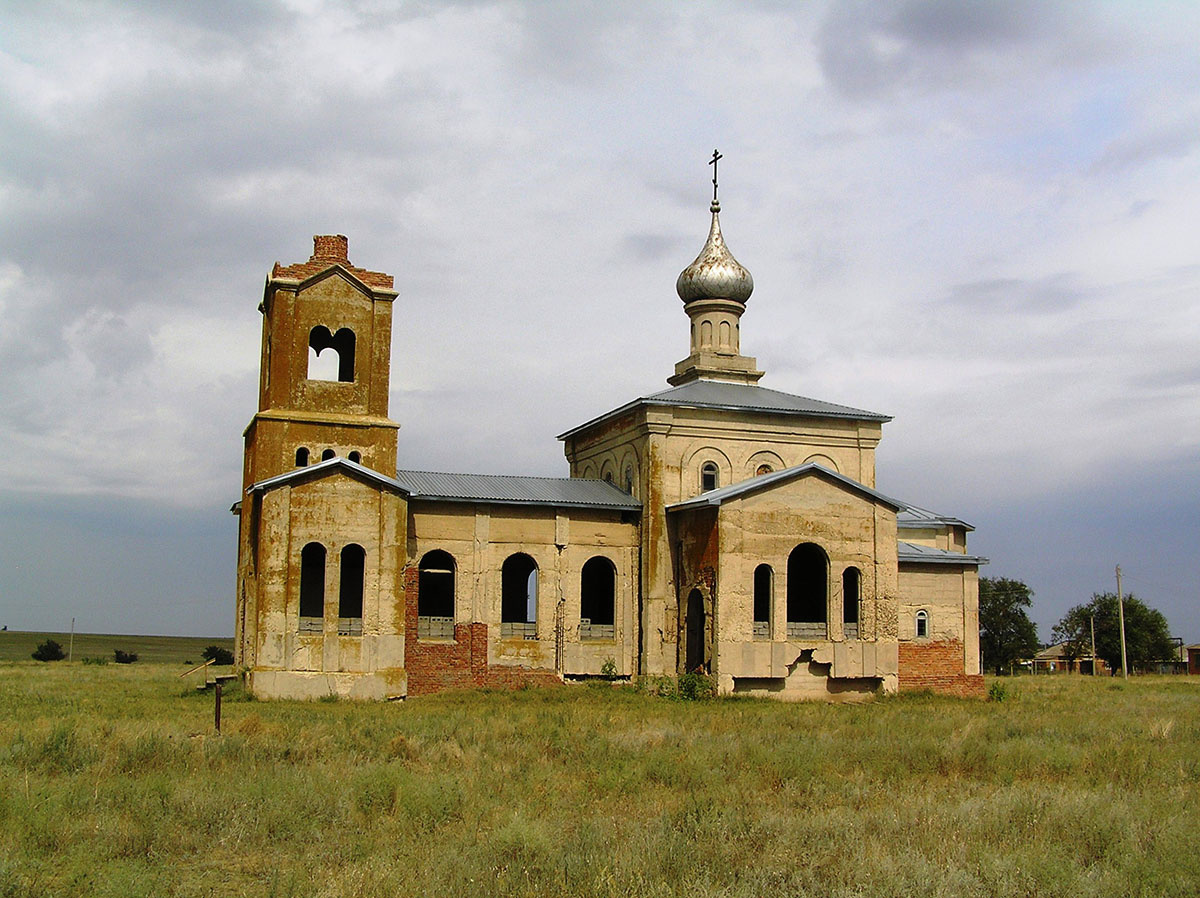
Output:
[0, 664, 1197, 897]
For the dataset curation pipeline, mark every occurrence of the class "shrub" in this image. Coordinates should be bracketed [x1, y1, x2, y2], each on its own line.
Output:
[988, 680, 1015, 702]
[203, 645, 235, 666]
[600, 657, 618, 680]
[82, 656, 108, 666]
[113, 649, 138, 664]
[31, 639, 66, 662]
[677, 671, 716, 701]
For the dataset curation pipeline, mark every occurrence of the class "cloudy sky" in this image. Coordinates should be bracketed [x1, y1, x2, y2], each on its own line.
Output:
[1, 0, 1196, 644]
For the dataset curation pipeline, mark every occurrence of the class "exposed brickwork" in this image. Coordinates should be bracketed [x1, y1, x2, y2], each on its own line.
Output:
[402, 566, 560, 696]
[271, 235, 395, 290]
[898, 640, 984, 698]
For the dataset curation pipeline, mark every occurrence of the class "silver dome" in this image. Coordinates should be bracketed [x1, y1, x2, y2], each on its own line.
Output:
[675, 200, 753, 304]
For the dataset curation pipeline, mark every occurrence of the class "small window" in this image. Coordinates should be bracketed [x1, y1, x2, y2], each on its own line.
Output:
[348, 451, 361, 463]
[321, 449, 335, 461]
[418, 550, 455, 639]
[701, 462, 719, 492]
[338, 544, 365, 635]
[843, 567, 860, 640]
[604, 472, 614, 485]
[623, 467, 634, 495]
[295, 447, 309, 467]
[501, 553, 538, 639]
[753, 564, 772, 639]
[756, 464, 773, 476]
[915, 610, 929, 639]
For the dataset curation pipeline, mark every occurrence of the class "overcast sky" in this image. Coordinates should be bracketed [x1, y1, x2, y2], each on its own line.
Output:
[1, 0, 1196, 644]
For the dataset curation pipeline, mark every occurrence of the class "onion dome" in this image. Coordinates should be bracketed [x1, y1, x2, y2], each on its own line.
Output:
[675, 200, 754, 303]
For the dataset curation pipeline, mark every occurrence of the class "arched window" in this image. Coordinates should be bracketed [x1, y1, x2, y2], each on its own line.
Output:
[753, 564, 772, 639]
[295, 447, 309, 467]
[843, 567, 860, 640]
[755, 464, 773, 476]
[307, 325, 356, 382]
[348, 451, 361, 463]
[915, 610, 929, 639]
[501, 553, 538, 639]
[685, 588, 706, 672]
[418, 550, 455, 639]
[701, 462, 719, 492]
[786, 543, 828, 639]
[604, 472, 614, 485]
[321, 449, 335, 461]
[580, 556, 615, 641]
[338, 544, 364, 635]
[299, 542, 325, 632]
[624, 466, 634, 495]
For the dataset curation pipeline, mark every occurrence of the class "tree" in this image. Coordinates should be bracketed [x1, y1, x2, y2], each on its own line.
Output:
[202, 645, 234, 666]
[1052, 593, 1175, 675]
[31, 639, 66, 662]
[978, 577, 1041, 675]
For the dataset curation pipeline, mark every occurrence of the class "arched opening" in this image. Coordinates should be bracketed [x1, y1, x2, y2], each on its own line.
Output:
[915, 610, 929, 639]
[580, 556, 615, 641]
[348, 451, 361, 463]
[755, 464, 773, 476]
[307, 325, 356, 382]
[753, 564, 772, 639]
[685, 588, 706, 672]
[295, 447, 309, 467]
[501, 553, 538, 639]
[623, 466, 634, 495]
[299, 542, 325, 632]
[701, 461, 719, 493]
[338, 544, 364, 635]
[418, 550, 455, 639]
[321, 449, 335, 461]
[786, 543, 828, 639]
[843, 567, 860, 639]
[719, 320, 731, 349]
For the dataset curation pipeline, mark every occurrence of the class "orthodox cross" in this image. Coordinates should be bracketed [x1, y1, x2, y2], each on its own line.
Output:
[709, 149, 722, 202]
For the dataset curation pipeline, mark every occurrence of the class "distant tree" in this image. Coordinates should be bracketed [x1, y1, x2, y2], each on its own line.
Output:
[1052, 593, 1175, 675]
[31, 639, 66, 662]
[978, 577, 1041, 675]
[113, 649, 138, 664]
[202, 645, 234, 666]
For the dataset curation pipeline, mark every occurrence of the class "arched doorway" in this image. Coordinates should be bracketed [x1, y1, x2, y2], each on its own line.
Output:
[685, 588, 706, 672]
[787, 543, 828, 639]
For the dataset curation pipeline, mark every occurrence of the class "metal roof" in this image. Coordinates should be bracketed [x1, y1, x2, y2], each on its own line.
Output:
[667, 463, 904, 512]
[247, 456, 408, 495]
[897, 541, 988, 566]
[394, 469, 641, 511]
[558, 379, 890, 440]
[897, 503, 975, 532]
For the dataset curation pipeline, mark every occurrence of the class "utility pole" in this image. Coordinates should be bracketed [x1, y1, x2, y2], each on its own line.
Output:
[1090, 614, 1097, 675]
[1116, 565, 1128, 679]
[69, 617, 75, 662]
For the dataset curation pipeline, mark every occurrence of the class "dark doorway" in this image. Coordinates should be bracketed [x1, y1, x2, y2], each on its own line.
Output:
[685, 588, 706, 672]
[787, 542, 828, 639]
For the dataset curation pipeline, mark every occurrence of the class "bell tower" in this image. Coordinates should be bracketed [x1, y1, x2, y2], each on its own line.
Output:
[242, 235, 399, 488]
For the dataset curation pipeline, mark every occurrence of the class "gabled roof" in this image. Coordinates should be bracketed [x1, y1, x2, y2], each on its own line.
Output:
[246, 456, 409, 496]
[666, 463, 904, 513]
[558, 380, 890, 440]
[394, 469, 641, 511]
[897, 541, 988, 566]
[897, 502, 975, 532]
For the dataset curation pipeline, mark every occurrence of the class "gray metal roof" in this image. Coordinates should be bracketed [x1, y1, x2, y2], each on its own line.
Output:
[247, 456, 408, 495]
[558, 379, 890, 440]
[667, 463, 904, 512]
[394, 469, 641, 511]
[897, 503, 975, 532]
[897, 541, 988, 566]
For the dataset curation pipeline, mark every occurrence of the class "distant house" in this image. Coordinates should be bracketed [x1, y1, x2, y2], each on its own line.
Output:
[1188, 645, 1200, 676]
[1030, 643, 1110, 675]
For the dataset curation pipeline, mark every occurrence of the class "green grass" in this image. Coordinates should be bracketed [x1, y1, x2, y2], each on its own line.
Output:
[0, 666, 1197, 897]
[0, 630, 232, 664]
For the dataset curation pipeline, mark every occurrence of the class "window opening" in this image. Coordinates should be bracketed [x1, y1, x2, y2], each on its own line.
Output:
[501, 553, 538, 639]
[307, 326, 356, 382]
[299, 542, 325, 632]
[756, 464, 773, 476]
[418, 550, 456, 639]
[321, 449, 335, 461]
[786, 543, 828, 639]
[348, 451, 361, 463]
[701, 462, 719, 492]
[338, 544, 365, 635]
[624, 466, 633, 495]
[604, 472, 613, 485]
[580, 556, 615, 641]
[753, 564, 772, 639]
[295, 447, 309, 467]
[685, 588, 706, 672]
[915, 610, 929, 639]
[843, 567, 860, 640]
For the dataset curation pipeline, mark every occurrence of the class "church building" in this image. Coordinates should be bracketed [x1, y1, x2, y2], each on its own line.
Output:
[233, 182, 986, 701]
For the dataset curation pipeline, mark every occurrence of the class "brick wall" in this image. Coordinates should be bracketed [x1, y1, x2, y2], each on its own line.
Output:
[898, 640, 984, 698]
[403, 566, 560, 696]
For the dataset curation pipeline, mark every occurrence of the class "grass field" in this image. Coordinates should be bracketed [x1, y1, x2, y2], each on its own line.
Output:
[0, 664, 1197, 898]
[0, 630, 233, 664]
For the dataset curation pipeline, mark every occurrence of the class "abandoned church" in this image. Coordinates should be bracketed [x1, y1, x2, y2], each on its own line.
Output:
[233, 181, 986, 700]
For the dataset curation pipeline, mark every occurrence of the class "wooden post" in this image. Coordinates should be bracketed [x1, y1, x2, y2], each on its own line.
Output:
[214, 681, 222, 735]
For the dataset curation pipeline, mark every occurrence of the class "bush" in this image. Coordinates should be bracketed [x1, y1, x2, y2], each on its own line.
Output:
[82, 656, 108, 666]
[113, 649, 138, 664]
[988, 680, 1015, 702]
[600, 657, 618, 680]
[31, 639, 66, 662]
[677, 671, 717, 701]
[202, 645, 234, 666]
